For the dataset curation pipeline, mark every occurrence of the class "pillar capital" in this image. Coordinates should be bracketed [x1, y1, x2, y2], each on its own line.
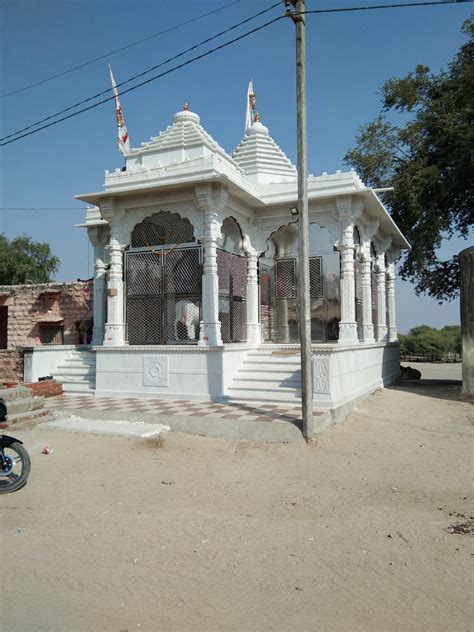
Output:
[194, 183, 228, 213]
[375, 233, 392, 256]
[385, 245, 401, 265]
[87, 225, 109, 248]
[98, 197, 116, 222]
[335, 195, 364, 221]
[360, 218, 379, 242]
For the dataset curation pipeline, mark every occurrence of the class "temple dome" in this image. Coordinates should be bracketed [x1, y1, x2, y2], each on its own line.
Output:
[126, 106, 240, 172]
[232, 120, 297, 184]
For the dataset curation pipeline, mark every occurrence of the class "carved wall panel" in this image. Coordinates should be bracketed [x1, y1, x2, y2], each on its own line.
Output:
[143, 355, 169, 387]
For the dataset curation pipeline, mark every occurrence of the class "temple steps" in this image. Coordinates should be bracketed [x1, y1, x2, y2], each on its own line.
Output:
[225, 348, 303, 403]
[0, 385, 51, 428]
[53, 350, 96, 393]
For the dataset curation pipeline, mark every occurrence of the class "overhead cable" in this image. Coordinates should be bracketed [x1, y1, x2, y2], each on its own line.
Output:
[1, 0, 470, 147]
[0, 207, 87, 211]
[303, 0, 473, 15]
[0, 2, 281, 143]
[0, 0, 241, 99]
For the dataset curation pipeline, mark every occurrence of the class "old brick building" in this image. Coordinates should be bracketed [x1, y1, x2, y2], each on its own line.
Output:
[0, 280, 93, 382]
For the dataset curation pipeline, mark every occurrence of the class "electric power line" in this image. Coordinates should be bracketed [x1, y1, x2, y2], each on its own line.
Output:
[1, 0, 471, 147]
[303, 0, 472, 15]
[0, 1, 281, 143]
[0, 0, 241, 99]
[0, 14, 284, 147]
[0, 207, 87, 211]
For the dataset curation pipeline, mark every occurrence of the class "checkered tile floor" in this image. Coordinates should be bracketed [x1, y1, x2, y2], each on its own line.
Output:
[43, 394, 306, 424]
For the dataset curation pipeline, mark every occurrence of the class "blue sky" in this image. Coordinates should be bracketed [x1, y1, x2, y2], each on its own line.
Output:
[0, 0, 472, 333]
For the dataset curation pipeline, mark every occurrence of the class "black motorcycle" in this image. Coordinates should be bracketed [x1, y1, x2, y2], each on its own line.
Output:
[0, 398, 31, 494]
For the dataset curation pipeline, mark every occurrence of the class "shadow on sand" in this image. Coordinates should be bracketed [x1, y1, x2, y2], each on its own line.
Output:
[387, 378, 471, 404]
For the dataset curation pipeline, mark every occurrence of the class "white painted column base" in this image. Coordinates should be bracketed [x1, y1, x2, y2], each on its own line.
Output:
[103, 323, 126, 346]
[338, 322, 359, 344]
[198, 323, 222, 347]
[388, 327, 398, 342]
[362, 324, 375, 343]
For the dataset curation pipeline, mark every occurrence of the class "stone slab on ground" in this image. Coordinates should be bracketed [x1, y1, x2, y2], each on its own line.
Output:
[41, 415, 170, 438]
[44, 408, 304, 443]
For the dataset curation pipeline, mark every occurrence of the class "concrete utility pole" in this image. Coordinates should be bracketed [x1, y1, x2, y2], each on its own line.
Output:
[287, 0, 313, 438]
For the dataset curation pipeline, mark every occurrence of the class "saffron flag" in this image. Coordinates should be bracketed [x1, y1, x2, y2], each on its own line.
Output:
[245, 80, 256, 132]
[109, 65, 131, 155]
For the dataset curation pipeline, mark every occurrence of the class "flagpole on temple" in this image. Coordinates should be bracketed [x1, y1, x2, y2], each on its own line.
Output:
[287, 0, 313, 438]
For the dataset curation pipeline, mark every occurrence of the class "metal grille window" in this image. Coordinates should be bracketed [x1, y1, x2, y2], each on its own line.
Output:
[309, 257, 322, 298]
[165, 248, 201, 294]
[126, 252, 161, 296]
[276, 259, 297, 298]
[125, 244, 202, 345]
[127, 297, 162, 345]
[259, 263, 273, 342]
[217, 249, 231, 294]
[260, 251, 341, 343]
[217, 249, 247, 343]
[231, 255, 246, 298]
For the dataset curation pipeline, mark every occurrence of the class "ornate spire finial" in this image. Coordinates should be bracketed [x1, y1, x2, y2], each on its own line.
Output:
[183, 102, 190, 111]
[245, 80, 257, 132]
[255, 112, 261, 123]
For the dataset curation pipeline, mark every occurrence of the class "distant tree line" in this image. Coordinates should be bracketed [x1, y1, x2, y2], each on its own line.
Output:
[399, 325, 461, 362]
[0, 234, 59, 285]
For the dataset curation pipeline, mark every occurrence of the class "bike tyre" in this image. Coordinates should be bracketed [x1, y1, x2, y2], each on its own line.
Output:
[0, 441, 31, 494]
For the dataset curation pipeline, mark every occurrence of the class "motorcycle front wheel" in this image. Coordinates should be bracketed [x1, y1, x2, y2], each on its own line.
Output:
[0, 441, 31, 494]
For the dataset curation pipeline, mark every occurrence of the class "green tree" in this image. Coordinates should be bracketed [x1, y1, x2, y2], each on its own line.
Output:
[345, 17, 474, 301]
[404, 325, 448, 361]
[440, 325, 462, 356]
[0, 234, 60, 285]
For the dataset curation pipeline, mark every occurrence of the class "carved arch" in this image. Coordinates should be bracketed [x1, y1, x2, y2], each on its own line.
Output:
[218, 216, 245, 255]
[120, 202, 205, 246]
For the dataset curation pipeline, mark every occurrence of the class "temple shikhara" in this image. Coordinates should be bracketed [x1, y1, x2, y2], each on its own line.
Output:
[25, 93, 410, 428]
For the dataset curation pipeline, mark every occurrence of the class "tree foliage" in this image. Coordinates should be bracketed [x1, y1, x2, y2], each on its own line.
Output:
[0, 233, 60, 285]
[399, 324, 461, 360]
[345, 17, 474, 301]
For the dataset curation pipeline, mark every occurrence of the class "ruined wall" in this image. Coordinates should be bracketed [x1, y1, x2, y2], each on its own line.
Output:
[0, 280, 93, 350]
[0, 350, 23, 383]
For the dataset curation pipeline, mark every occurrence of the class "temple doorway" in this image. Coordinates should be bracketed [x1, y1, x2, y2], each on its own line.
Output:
[259, 223, 341, 343]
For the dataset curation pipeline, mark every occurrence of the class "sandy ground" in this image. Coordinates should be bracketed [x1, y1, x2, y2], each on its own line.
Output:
[1, 371, 472, 631]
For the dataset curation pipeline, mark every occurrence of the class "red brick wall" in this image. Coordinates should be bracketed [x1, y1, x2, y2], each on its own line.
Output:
[25, 380, 63, 397]
[0, 280, 93, 350]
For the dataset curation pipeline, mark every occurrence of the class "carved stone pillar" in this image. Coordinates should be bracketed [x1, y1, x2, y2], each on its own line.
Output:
[386, 261, 398, 342]
[336, 197, 362, 344]
[246, 250, 261, 345]
[195, 184, 227, 347]
[374, 253, 388, 342]
[360, 242, 375, 343]
[102, 209, 125, 346]
[88, 226, 109, 346]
